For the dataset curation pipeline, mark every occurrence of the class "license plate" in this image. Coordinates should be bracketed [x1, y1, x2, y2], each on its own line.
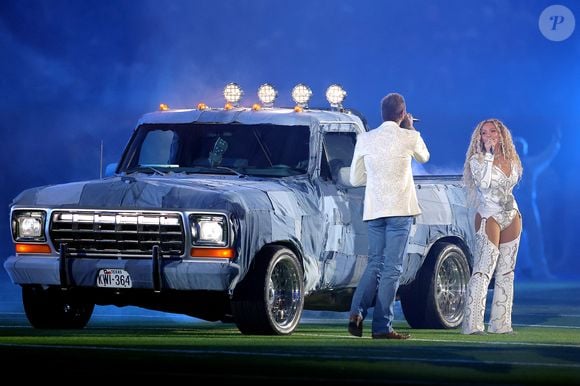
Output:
[96, 269, 132, 288]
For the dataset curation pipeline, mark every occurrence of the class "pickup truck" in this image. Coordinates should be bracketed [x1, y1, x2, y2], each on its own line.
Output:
[4, 83, 474, 335]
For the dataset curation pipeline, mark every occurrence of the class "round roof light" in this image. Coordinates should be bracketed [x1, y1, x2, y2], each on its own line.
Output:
[257, 83, 277, 106]
[223, 83, 243, 105]
[325, 84, 347, 108]
[291, 83, 312, 106]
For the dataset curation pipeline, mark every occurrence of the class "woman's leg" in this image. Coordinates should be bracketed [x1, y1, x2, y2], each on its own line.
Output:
[462, 215, 501, 334]
[489, 211, 522, 333]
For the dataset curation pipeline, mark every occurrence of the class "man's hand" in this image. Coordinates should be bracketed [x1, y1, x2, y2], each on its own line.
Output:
[400, 113, 416, 130]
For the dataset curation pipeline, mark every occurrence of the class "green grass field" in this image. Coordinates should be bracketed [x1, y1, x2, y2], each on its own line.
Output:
[0, 281, 579, 385]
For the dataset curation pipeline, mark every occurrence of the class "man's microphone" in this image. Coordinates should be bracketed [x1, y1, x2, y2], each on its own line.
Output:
[401, 114, 420, 129]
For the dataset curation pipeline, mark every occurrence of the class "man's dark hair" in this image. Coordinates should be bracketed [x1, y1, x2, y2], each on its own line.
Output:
[381, 93, 405, 122]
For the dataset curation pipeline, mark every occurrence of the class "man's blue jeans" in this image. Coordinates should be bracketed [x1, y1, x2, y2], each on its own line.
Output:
[349, 216, 413, 334]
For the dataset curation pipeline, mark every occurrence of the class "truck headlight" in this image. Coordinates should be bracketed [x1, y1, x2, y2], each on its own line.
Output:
[12, 210, 46, 242]
[189, 214, 228, 246]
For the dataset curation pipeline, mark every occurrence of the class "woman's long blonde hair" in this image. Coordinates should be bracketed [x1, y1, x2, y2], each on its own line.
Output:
[463, 118, 523, 205]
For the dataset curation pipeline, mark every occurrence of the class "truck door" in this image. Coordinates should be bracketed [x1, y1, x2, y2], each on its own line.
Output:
[316, 129, 367, 289]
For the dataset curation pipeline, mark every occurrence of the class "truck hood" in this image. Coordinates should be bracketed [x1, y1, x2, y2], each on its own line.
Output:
[13, 173, 324, 292]
[11, 174, 309, 213]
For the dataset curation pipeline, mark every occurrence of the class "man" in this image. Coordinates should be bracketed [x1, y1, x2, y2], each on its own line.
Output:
[348, 93, 429, 339]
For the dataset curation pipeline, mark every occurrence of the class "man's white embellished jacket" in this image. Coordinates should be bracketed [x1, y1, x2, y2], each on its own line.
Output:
[349, 120, 430, 221]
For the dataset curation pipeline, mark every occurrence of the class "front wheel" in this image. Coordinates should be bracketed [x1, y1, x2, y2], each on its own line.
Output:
[22, 285, 94, 329]
[400, 242, 470, 329]
[232, 246, 304, 335]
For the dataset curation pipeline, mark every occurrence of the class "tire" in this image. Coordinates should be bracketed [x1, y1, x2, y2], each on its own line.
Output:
[232, 246, 304, 335]
[22, 286, 94, 329]
[400, 242, 470, 329]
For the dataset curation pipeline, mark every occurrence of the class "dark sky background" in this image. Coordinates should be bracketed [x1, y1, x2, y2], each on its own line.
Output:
[1, 0, 579, 293]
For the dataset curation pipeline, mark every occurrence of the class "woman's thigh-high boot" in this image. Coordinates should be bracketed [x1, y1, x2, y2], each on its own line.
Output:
[488, 235, 520, 333]
[462, 226, 500, 335]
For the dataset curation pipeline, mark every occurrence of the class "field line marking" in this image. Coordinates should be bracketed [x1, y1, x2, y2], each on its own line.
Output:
[295, 333, 580, 348]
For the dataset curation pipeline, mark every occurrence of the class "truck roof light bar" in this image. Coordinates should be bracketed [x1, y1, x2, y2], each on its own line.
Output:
[257, 83, 277, 108]
[291, 83, 312, 109]
[326, 84, 347, 111]
[223, 82, 243, 107]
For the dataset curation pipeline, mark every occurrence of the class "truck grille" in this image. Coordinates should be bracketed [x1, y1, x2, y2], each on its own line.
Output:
[49, 211, 185, 258]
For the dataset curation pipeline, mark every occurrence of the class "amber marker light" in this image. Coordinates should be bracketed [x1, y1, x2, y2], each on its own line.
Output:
[159, 103, 169, 111]
[190, 247, 235, 259]
[16, 243, 51, 254]
[197, 102, 209, 110]
[224, 102, 234, 110]
[252, 103, 261, 111]
[294, 105, 304, 113]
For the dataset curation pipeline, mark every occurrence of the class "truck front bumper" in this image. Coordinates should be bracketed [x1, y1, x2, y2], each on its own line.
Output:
[4, 255, 239, 292]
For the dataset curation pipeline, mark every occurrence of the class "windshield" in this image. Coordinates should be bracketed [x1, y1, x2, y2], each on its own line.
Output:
[118, 123, 311, 177]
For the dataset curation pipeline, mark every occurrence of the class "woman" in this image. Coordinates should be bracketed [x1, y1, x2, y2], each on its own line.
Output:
[462, 118, 523, 335]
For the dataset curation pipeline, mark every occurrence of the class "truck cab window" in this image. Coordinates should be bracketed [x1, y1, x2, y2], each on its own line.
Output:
[322, 132, 357, 181]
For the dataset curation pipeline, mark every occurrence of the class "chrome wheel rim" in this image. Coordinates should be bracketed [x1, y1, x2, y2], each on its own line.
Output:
[435, 250, 469, 326]
[267, 255, 302, 330]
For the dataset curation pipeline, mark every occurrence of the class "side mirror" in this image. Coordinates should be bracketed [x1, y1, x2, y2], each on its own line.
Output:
[104, 163, 118, 177]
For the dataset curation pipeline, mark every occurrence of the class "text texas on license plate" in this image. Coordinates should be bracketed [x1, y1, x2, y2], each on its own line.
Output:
[97, 268, 132, 288]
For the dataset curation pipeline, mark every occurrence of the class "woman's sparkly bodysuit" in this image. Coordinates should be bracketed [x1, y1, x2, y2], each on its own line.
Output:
[462, 152, 522, 335]
[471, 152, 519, 230]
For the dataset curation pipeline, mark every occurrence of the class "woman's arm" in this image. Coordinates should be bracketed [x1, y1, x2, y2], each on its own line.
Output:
[470, 153, 494, 189]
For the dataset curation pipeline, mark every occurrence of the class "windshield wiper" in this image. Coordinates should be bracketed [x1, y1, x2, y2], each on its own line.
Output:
[182, 166, 247, 178]
[215, 166, 246, 177]
[183, 166, 246, 178]
[126, 165, 166, 176]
